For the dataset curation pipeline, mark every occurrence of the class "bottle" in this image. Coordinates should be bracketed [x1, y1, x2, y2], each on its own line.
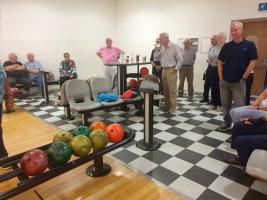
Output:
[130, 53, 134, 63]
[136, 55, 140, 63]
[126, 56, 129, 64]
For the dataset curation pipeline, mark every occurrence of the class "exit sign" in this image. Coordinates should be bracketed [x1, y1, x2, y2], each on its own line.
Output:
[259, 2, 267, 11]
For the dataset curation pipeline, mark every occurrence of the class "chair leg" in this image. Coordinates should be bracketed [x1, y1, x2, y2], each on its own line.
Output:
[64, 106, 74, 120]
[82, 113, 88, 126]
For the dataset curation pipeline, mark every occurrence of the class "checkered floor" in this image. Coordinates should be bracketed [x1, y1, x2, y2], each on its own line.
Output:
[13, 89, 267, 200]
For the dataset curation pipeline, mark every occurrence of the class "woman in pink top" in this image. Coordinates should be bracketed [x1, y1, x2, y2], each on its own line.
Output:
[96, 38, 123, 90]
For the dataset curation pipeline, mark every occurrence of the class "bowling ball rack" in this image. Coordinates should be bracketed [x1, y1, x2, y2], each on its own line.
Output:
[0, 127, 135, 200]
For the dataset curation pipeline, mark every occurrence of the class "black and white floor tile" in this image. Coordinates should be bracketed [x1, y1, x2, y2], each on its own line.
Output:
[13, 89, 267, 200]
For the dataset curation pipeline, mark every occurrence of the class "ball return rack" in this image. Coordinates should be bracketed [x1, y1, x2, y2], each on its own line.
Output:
[0, 127, 135, 200]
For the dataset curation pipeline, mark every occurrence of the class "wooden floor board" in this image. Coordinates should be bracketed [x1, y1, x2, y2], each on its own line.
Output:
[1, 107, 183, 200]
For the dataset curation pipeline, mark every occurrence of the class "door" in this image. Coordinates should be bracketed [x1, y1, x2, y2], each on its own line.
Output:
[241, 18, 267, 95]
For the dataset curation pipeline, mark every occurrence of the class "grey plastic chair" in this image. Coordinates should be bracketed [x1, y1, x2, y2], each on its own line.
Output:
[89, 77, 124, 107]
[65, 79, 102, 125]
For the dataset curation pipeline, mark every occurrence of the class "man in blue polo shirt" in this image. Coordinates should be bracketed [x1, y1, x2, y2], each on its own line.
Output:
[217, 21, 258, 131]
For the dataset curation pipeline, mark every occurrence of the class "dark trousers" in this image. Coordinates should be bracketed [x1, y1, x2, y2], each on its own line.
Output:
[246, 73, 254, 106]
[210, 67, 221, 106]
[231, 122, 267, 166]
[203, 65, 212, 100]
[8, 77, 32, 91]
[60, 74, 77, 87]
[0, 104, 8, 158]
[152, 67, 163, 94]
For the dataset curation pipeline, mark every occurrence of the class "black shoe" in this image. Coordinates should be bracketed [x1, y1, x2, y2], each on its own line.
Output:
[217, 124, 231, 132]
[199, 98, 208, 103]
[224, 157, 242, 166]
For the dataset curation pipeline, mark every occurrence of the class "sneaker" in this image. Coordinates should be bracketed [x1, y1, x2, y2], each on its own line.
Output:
[168, 109, 176, 113]
[216, 106, 223, 112]
[217, 124, 231, 132]
[209, 105, 217, 110]
[199, 98, 208, 103]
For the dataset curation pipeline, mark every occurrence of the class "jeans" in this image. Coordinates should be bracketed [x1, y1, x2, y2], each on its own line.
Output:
[246, 73, 254, 106]
[210, 67, 221, 106]
[232, 122, 267, 166]
[203, 65, 212, 100]
[31, 74, 43, 89]
[230, 106, 267, 123]
[0, 104, 8, 158]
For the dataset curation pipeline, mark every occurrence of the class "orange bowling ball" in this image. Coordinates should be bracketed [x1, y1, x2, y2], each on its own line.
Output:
[128, 79, 138, 88]
[89, 121, 106, 132]
[105, 123, 124, 143]
[140, 67, 149, 77]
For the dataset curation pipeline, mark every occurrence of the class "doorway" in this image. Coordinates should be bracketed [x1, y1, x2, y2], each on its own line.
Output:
[240, 18, 267, 95]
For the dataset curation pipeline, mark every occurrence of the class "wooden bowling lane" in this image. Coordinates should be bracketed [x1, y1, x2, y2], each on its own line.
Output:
[1, 107, 183, 200]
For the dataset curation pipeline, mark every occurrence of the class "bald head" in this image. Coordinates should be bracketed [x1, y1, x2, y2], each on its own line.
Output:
[8, 53, 17, 62]
[183, 38, 191, 49]
[230, 21, 243, 42]
[105, 37, 113, 48]
[27, 53, 35, 62]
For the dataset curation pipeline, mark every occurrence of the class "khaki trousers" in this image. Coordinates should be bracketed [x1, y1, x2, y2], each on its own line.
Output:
[178, 65, 194, 97]
[162, 68, 178, 111]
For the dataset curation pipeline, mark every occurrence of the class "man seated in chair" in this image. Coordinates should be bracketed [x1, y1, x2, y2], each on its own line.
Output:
[224, 116, 267, 167]
[3, 53, 31, 96]
[24, 53, 43, 94]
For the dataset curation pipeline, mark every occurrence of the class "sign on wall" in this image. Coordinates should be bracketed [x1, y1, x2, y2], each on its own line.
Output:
[259, 2, 267, 11]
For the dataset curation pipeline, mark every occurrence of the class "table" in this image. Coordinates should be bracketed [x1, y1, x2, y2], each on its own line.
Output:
[106, 62, 151, 95]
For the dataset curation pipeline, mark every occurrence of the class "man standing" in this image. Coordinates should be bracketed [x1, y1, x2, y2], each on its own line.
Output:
[199, 35, 218, 103]
[155, 32, 183, 113]
[3, 53, 31, 95]
[24, 53, 43, 94]
[150, 38, 162, 93]
[178, 39, 197, 99]
[217, 21, 258, 131]
[97, 38, 123, 89]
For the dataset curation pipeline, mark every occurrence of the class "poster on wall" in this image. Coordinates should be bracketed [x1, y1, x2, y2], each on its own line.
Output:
[200, 37, 212, 53]
[190, 38, 199, 52]
[177, 38, 199, 52]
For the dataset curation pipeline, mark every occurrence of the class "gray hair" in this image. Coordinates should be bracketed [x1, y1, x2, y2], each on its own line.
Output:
[231, 21, 243, 29]
[184, 38, 191, 43]
[159, 32, 169, 39]
[218, 32, 227, 41]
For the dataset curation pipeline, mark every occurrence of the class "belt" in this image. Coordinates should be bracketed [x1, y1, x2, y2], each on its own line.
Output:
[163, 66, 175, 69]
[182, 65, 193, 67]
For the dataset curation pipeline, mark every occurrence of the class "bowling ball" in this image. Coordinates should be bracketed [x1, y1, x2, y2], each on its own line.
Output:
[140, 67, 149, 77]
[89, 129, 108, 150]
[105, 123, 125, 143]
[47, 142, 72, 166]
[128, 79, 138, 88]
[20, 149, 48, 176]
[53, 131, 73, 145]
[89, 121, 106, 132]
[70, 135, 92, 157]
[73, 126, 90, 137]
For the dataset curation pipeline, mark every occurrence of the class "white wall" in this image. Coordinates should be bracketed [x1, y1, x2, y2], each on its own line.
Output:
[0, 0, 116, 79]
[115, 0, 267, 91]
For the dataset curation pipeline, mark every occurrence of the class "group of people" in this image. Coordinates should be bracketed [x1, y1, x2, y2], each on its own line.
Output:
[1, 21, 266, 169]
